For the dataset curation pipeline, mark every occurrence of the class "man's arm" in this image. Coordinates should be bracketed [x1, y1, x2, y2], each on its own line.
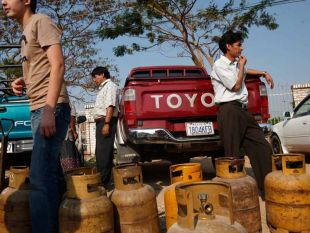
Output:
[70, 115, 78, 140]
[101, 106, 115, 137]
[247, 69, 274, 89]
[40, 44, 65, 138]
[232, 55, 247, 92]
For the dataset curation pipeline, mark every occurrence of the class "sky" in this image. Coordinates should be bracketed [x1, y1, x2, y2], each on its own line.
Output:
[91, 0, 310, 117]
[99, 0, 310, 85]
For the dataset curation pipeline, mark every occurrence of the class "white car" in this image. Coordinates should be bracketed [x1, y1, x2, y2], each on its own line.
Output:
[271, 94, 310, 155]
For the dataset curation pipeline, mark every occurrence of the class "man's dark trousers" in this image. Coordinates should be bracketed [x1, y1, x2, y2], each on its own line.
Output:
[95, 117, 117, 187]
[217, 101, 272, 192]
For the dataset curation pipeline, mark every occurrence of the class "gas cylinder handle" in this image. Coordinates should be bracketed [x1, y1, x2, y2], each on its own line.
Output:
[113, 164, 143, 190]
[9, 166, 30, 189]
[215, 157, 245, 178]
[227, 158, 244, 173]
[70, 173, 100, 195]
[281, 154, 305, 175]
[122, 174, 141, 185]
[175, 181, 235, 230]
[87, 183, 99, 193]
[170, 163, 202, 184]
[175, 187, 195, 230]
[271, 154, 282, 171]
[66, 172, 101, 199]
[228, 163, 244, 173]
[171, 169, 183, 178]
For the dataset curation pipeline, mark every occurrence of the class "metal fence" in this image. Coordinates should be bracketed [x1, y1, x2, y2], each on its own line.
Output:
[268, 83, 293, 119]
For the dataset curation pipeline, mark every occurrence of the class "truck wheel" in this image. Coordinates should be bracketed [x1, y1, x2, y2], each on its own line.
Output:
[271, 135, 283, 154]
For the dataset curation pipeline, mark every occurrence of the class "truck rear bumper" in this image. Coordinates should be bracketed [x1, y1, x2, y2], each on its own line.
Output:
[128, 128, 221, 144]
[0, 139, 33, 154]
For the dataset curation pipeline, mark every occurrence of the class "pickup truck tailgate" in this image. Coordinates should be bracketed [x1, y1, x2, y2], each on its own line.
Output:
[130, 78, 217, 119]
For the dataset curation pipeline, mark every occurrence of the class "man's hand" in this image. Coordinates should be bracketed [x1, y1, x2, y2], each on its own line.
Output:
[11, 77, 25, 96]
[239, 55, 247, 67]
[101, 124, 110, 137]
[40, 106, 56, 138]
[264, 72, 274, 89]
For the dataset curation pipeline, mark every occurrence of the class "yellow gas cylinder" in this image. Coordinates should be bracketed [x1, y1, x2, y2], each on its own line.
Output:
[167, 181, 247, 233]
[213, 157, 261, 233]
[59, 167, 114, 233]
[164, 163, 202, 229]
[265, 153, 310, 232]
[110, 163, 160, 233]
[0, 166, 31, 233]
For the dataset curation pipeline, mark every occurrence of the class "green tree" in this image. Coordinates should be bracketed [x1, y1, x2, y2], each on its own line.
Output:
[99, 0, 279, 68]
[0, 0, 121, 101]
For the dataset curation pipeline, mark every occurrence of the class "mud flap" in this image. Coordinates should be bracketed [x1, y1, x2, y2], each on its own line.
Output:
[114, 118, 140, 165]
[114, 139, 140, 165]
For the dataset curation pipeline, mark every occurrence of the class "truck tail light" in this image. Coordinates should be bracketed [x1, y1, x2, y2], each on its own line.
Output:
[123, 88, 137, 127]
[259, 83, 267, 96]
[259, 83, 270, 122]
[124, 88, 136, 101]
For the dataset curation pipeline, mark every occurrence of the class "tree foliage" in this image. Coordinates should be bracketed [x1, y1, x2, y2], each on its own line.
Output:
[268, 116, 284, 125]
[0, 0, 121, 101]
[99, 0, 279, 68]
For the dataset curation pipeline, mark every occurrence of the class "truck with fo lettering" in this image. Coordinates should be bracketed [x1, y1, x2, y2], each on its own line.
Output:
[115, 66, 271, 164]
[0, 94, 33, 155]
[0, 44, 33, 162]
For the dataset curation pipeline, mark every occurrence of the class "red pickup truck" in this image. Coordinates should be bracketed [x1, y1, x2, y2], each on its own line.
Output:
[115, 66, 271, 164]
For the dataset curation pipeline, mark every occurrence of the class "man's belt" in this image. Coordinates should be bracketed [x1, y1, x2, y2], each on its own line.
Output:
[219, 101, 248, 110]
[94, 116, 105, 123]
[94, 116, 118, 123]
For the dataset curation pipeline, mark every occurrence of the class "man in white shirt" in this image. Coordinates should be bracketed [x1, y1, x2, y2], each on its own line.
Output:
[210, 30, 274, 195]
[92, 66, 118, 188]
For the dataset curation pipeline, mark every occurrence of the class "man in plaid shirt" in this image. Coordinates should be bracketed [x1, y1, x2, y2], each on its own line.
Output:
[92, 66, 118, 188]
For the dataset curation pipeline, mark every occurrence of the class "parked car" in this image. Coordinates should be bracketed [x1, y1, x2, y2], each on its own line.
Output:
[115, 65, 272, 164]
[271, 94, 310, 155]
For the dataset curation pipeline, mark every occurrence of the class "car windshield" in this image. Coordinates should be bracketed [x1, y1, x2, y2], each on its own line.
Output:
[294, 96, 310, 117]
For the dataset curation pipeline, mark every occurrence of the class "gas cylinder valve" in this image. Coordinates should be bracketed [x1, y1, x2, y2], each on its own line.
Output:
[198, 193, 214, 217]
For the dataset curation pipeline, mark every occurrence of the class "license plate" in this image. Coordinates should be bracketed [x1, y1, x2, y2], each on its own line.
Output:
[185, 122, 214, 136]
[0, 142, 13, 153]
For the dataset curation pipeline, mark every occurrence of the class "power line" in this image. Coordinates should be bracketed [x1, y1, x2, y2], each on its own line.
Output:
[201, 0, 306, 15]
